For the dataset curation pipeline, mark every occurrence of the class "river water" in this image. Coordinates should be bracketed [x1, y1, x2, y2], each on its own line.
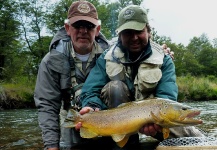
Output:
[0, 100, 217, 150]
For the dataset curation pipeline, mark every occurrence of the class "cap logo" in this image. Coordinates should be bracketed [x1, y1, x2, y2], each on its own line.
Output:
[123, 9, 135, 19]
[77, 3, 90, 14]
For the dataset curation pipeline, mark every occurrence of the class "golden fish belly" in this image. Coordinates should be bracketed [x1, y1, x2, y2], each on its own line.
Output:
[79, 105, 152, 136]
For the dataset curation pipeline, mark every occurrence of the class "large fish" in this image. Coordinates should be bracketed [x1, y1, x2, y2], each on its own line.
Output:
[63, 98, 202, 147]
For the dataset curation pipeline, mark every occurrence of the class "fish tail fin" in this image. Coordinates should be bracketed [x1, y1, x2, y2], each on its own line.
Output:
[63, 109, 80, 128]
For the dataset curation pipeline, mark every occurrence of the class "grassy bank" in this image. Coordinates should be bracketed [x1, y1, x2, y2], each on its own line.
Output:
[177, 75, 217, 102]
[0, 81, 35, 109]
[0, 76, 217, 109]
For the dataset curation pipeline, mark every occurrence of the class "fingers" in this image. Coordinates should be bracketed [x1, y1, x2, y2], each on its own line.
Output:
[139, 123, 162, 137]
[162, 44, 175, 60]
[162, 44, 167, 49]
[79, 107, 94, 115]
[75, 122, 82, 130]
[75, 107, 100, 131]
[153, 123, 162, 132]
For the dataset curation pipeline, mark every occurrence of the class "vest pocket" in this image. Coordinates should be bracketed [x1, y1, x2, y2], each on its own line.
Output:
[135, 63, 162, 92]
[106, 61, 125, 81]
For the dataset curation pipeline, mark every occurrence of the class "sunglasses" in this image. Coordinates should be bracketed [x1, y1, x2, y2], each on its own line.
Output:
[71, 21, 96, 30]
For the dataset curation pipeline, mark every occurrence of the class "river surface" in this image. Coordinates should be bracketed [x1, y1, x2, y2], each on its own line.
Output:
[0, 100, 217, 150]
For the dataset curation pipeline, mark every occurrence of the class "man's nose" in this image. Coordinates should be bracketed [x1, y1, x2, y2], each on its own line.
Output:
[78, 26, 87, 33]
[131, 32, 139, 40]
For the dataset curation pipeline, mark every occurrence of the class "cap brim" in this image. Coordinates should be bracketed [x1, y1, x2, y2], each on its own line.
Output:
[69, 16, 99, 25]
[116, 21, 146, 34]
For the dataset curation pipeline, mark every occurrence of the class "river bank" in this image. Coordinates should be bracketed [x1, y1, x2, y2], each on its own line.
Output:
[0, 84, 35, 109]
[0, 76, 217, 109]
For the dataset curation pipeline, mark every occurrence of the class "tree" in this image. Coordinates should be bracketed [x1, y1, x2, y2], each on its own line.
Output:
[0, 0, 21, 79]
[17, 0, 51, 77]
[212, 38, 217, 48]
[117, 0, 143, 7]
[45, 0, 72, 34]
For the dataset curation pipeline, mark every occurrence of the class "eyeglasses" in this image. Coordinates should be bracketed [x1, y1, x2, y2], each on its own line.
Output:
[121, 29, 144, 36]
[71, 21, 96, 30]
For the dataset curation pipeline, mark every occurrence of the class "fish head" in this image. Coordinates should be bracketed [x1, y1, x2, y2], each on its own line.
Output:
[152, 99, 203, 127]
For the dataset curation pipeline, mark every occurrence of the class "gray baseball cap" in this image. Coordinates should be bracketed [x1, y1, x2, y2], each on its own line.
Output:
[116, 5, 149, 34]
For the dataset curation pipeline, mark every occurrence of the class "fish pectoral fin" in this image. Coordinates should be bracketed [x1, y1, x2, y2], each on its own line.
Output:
[162, 128, 170, 139]
[112, 134, 129, 148]
[151, 111, 164, 124]
[80, 127, 98, 138]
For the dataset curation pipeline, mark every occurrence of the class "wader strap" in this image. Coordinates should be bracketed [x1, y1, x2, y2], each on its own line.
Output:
[71, 83, 84, 94]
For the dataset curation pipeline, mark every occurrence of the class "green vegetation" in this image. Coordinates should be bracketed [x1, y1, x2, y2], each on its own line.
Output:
[0, 77, 35, 109]
[0, 0, 217, 109]
[177, 76, 217, 102]
[1, 76, 217, 109]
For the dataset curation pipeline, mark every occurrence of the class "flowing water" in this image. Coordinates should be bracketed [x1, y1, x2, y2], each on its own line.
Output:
[0, 100, 217, 150]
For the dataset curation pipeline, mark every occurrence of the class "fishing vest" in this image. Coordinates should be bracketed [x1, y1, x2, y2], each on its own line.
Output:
[104, 41, 164, 100]
[61, 39, 104, 109]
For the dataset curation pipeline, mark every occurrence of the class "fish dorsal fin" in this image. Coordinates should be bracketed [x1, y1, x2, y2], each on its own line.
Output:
[162, 128, 170, 139]
[112, 134, 129, 148]
[117, 102, 132, 108]
[80, 127, 98, 138]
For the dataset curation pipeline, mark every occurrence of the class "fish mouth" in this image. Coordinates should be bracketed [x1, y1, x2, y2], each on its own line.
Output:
[178, 110, 203, 125]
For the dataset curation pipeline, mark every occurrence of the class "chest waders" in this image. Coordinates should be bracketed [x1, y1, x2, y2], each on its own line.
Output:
[60, 39, 105, 148]
[64, 41, 101, 111]
[69, 56, 101, 110]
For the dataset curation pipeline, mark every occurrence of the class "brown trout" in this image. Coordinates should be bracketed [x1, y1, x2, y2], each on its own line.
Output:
[63, 98, 202, 147]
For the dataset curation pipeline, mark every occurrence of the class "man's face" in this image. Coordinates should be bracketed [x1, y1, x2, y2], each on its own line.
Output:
[65, 20, 100, 54]
[120, 27, 150, 53]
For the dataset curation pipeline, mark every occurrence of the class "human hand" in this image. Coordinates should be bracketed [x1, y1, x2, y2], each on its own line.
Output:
[139, 123, 162, 137]
[75, 106, 100, 130]
[162, 44, 174, 60]
[47, 148, 59, 150]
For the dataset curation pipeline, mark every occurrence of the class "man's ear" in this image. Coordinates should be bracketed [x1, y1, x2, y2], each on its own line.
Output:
[64, 23, 70, 35]
[95, 25, 101, 36]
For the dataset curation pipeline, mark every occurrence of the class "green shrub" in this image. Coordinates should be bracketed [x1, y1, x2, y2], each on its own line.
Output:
[177, 76, 217, 101]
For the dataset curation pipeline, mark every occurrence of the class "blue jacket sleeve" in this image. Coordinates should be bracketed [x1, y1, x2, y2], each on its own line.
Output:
[80, 51, 110, 110]
[155, 55, 178, 101]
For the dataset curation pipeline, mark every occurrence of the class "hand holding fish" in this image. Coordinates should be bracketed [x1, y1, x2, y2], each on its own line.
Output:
[75, 106, 100, 130]
[139, 123, 162, 137]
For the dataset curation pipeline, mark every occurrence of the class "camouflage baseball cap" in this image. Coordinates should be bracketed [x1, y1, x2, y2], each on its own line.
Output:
[116, 5, 149, 34]
[68, 1, 99, 25]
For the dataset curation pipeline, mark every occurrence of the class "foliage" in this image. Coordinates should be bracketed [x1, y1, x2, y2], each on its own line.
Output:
[45, 0, 72, 34]
[1, 0, 217, 104]
[1, 75, 217, 109]
[177, 76, 217, 101]
[0, 0, 21, 78]
[1, 80, 35, 109]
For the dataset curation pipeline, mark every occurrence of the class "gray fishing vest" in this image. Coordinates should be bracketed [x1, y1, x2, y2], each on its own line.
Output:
[104, 41, 165, 100]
